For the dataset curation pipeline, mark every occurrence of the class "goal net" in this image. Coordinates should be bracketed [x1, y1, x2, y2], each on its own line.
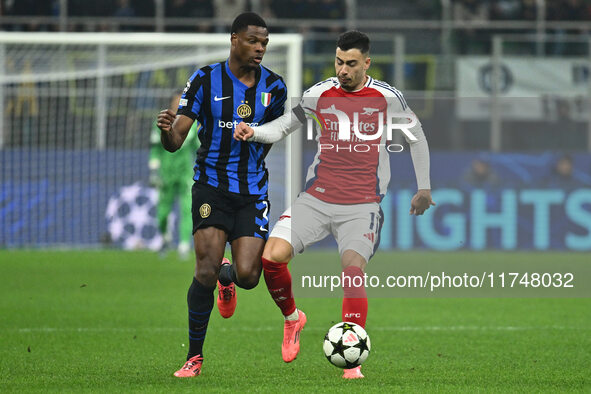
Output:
[0, 32, 302, 249]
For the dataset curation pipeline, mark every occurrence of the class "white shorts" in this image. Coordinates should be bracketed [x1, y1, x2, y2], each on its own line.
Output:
[270, 192, 383, 262]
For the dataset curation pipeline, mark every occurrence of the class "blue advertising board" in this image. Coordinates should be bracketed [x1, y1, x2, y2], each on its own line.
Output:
[1, 149, 590, 250]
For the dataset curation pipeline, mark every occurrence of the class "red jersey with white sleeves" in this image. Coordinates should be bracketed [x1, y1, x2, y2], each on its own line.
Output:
[300, 76, 410, 204]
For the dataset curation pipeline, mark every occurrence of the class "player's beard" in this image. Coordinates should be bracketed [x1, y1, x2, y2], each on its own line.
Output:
[339, 72, 365, 91]
[339, 77, 357, 91]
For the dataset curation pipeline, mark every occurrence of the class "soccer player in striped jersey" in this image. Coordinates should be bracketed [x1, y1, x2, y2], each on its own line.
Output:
[234, 31, 435, 379]
[156, 12, 287, 378]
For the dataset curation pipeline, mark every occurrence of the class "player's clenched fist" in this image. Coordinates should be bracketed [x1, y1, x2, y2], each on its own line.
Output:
[233, 121, 255, 141]
[409, 189, 436, 216]
[157, 109, 176, 133]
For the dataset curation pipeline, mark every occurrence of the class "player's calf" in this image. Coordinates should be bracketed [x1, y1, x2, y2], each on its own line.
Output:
[341, 265, 368, 328]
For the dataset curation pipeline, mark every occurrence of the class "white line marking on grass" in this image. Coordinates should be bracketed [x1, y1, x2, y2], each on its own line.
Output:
[10, 325, 589, 334]
[15, 327, 181, 333]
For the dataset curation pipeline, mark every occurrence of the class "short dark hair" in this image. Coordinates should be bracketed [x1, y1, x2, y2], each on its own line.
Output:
[231, 12, 267, 34]
[337, 30, 370, 55]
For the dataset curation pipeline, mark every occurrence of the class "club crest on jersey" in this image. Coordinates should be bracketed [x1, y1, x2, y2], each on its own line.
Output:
[199, 203, 211, 218]
[261, 92, 272, 107]
[237, 101, 252, 118]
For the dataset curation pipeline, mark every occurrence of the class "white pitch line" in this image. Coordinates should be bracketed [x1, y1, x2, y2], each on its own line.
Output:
[9, 325, 589, 334]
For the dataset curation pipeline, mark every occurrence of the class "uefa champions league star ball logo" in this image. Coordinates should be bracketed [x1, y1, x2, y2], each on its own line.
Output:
[105, 182, 164, 251]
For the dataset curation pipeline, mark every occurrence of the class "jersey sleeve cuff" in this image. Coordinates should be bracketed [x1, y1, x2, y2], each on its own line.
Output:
[292, 104, 307, 124]
[177, 108, 198, 120]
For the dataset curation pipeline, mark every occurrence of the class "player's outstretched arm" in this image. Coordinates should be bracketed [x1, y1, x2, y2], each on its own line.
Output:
[233, 109, 302, 143]
[410, 189, 436, 215]
[157, 110, 193, 152]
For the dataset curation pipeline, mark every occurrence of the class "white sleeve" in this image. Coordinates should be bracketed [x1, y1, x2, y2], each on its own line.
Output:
[248, 108, 303, 144]
[407, 119, 431, 190]
[249, 78, 336, 144]
[378, 81, 431, 190]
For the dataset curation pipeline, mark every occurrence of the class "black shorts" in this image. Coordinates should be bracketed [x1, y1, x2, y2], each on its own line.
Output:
[191, 182, 270, 241]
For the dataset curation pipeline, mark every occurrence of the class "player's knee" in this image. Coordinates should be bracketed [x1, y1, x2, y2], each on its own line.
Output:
[262, 238, 292, 263]
[235, 267, 261, 290]
[341, 249, 367, 272]
[195, 263, 219, 287]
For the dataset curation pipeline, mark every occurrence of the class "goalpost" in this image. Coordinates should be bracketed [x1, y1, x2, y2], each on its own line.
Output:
[0, 32, 302, 248]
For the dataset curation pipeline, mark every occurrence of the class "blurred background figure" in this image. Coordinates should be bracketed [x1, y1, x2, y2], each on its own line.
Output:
[554, 154, 573, 179]
[149, 90, 200, 259]
[544, 154, 579, 188]
[114, 0, 135, 18]
[113, 0, 136, 31]
[462, 158, 501, 188]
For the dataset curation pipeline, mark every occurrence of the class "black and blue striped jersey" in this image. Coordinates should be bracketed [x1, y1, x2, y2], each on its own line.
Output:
[177, 60, 287, 196]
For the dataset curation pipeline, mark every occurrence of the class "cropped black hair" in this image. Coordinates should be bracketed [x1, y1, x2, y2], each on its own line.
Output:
[337, 30, 370, 55]
[231, 12, 267, 34]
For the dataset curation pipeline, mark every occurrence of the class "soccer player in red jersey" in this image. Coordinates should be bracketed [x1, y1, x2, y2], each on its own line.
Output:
[234, 31, 434, 379]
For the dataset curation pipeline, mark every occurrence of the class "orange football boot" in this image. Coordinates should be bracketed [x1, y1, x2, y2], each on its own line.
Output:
[173, 355, 203, 378]
[217, 258, 237, 318]
[282, 310, 307, 362]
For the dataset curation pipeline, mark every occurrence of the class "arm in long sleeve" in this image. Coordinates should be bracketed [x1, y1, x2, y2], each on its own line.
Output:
[249, 106, 305, 144]
[406, 120, 431, 190]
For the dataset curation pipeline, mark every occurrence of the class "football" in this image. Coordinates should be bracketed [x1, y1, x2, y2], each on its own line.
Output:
[323, 322, 371, 369]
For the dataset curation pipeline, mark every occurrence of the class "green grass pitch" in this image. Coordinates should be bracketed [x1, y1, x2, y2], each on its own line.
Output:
[1, 250, 589, 392]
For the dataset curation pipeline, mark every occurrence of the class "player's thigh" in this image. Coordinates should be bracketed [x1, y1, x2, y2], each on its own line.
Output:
[270, 193, 331, 256]
[193, 226, 228, 285]
[228, 195, 270, 288]
[333, 203, 383, 263]
[191, 182, 234, 284]
[230, 236, 265, 286]
[230, 236, 265, 267]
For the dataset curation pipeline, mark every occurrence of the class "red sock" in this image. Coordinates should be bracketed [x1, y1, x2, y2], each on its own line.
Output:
[341, 266, 368, 328]
[262, 257, 296, 316]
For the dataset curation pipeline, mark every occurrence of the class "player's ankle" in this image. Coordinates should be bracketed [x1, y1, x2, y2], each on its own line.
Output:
[284, 308, 299, 321]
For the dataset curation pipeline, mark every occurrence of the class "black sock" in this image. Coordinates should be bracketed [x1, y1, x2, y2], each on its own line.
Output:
[186, 277, 215, 360]
[218, 262, 237, 286]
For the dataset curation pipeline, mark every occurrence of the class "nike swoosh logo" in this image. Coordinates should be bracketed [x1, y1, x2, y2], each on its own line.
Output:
[214, 96, 231, 101]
